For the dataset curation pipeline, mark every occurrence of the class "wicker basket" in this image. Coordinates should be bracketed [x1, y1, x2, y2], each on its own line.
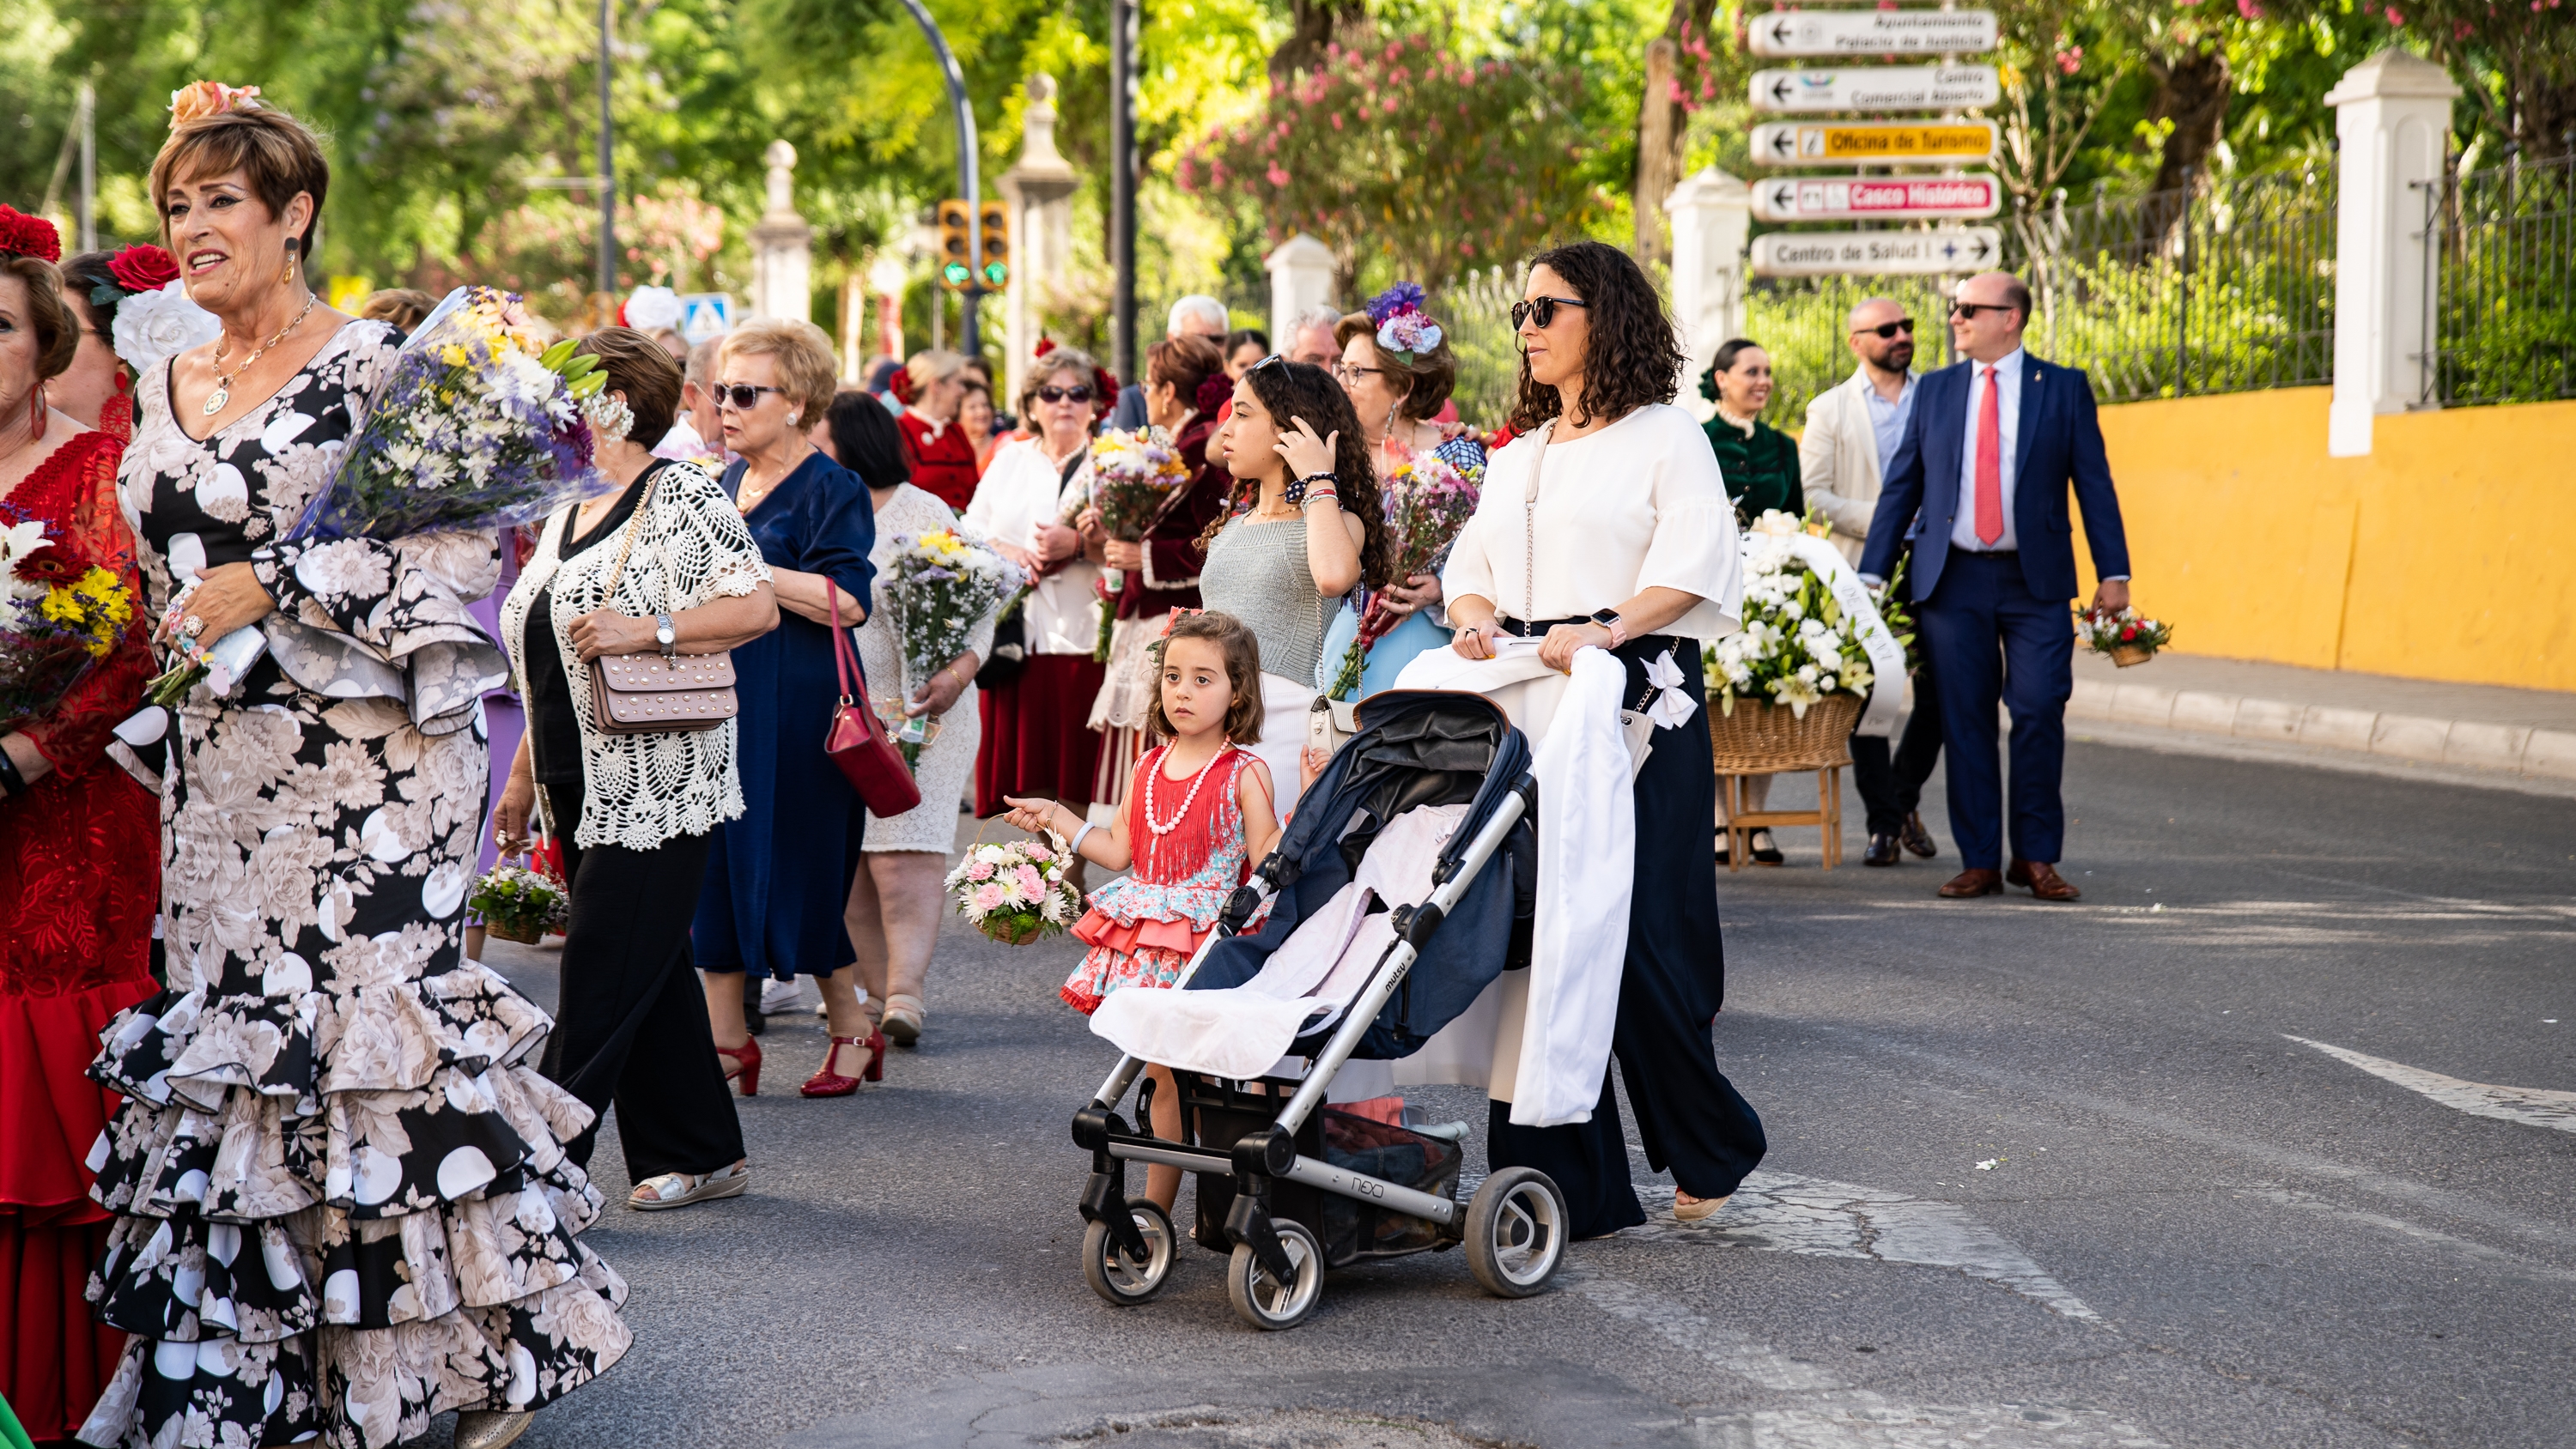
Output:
[1707, 692, 1862, 773]
[2108, 643, 2154, 668]
[980, 916, 1043, 947]
[483, 915, 547, 945]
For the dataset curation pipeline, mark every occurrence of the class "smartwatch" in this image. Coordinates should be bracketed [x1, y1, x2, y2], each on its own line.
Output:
[1589, 608, 1626, 648]
[654, 612, 677, 657]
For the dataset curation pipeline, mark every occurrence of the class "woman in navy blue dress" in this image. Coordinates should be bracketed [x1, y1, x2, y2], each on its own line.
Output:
[690, 321, 881, 1098]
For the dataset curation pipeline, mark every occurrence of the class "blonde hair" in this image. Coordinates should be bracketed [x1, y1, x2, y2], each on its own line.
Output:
[720, 318, 838, 422]
[904, 348, 969, 395]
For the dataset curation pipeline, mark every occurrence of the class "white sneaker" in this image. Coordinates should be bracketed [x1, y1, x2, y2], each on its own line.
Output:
[759, 978, 805, 1013]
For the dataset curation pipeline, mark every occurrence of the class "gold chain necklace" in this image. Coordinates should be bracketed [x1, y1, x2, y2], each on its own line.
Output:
[204, 291, 319, 417]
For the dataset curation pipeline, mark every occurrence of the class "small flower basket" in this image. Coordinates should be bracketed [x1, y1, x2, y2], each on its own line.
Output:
[2075, 606, 2174, 669]
[470, 861, 568, 944]
[948, 832, 1084, 946]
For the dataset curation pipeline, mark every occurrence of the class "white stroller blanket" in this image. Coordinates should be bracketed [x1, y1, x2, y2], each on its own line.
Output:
[1088, 803, 1471, 1080]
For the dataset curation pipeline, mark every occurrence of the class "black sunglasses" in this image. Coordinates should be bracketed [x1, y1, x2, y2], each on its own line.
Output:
[1853, 318, 1917, 339]
[714, 383, 784, 410]
[1949, 301, 2019, 320]
[1036, 385, 1094, 404]
[1510, 296, 1588, 330]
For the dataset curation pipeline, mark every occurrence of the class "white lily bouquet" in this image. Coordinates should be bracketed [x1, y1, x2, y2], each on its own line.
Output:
[1707, 510, 1882, 718]
[878, 527, 1026, 761]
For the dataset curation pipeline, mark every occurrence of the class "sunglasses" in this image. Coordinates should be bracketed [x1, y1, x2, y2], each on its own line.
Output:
[1510, 296, 1588, 330]
[1949, 301, 2019, 320]
[1036, 385, 1094, 404]
[1853, 318, 1917, 339]
[1248, 353, 1287, 374]
[714, 383, 784, 410]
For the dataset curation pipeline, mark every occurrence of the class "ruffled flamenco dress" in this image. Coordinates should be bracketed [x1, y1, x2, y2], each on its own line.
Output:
[1061, 745, 1261, 1015]
[0, 429, 158, 1440]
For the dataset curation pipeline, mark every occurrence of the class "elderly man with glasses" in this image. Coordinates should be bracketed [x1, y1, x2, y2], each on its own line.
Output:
[1109, 294, 1230, 428]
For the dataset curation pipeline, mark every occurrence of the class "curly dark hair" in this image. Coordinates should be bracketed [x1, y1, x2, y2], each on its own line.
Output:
[1508, 239, 1685, 433]
[1196, 361, 1393, 591]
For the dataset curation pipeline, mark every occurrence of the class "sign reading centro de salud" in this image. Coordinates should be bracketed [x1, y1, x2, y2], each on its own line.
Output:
[1747, 9, 1998, 58]
[1748, 64, 2001, 113]
[1752, 174, 2003, 223]
[1751, 229, 2004, 278]
[1749, 121, 1998, 167]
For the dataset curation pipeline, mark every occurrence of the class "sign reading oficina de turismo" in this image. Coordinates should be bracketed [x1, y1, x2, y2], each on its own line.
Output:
[1747, 9, 1998, 58]
[1753, 174, 2003, 223]
[1751, 228, 2003, 278]
[1748, 64, 2001, 114]
[1748, 120, 1998, 167]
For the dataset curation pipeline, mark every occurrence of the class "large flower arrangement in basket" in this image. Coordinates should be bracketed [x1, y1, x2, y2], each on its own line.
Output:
[1704, 511, 1884, 769]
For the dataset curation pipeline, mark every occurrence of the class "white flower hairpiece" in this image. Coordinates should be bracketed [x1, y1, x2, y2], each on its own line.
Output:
[111, 280, 222, 375]
[624, 285, 683, 333]
[583, 390, 635, 446]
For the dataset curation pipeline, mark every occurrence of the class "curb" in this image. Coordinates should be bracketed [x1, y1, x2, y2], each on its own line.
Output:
[2068, 678, 2576, 783]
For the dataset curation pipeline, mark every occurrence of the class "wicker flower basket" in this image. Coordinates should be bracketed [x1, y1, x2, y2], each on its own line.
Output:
[1708, 692, 1863, 773]
[483, 915, 547, 945]
[2108, 643, 2155, 668]
[980, 916, 1044, 947]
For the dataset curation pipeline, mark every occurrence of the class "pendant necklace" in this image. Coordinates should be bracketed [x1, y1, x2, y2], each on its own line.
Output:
[204, 291, 319, 417]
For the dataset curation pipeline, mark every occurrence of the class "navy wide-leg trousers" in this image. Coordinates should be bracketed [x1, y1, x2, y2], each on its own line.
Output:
[1917, 550, 2076, 869]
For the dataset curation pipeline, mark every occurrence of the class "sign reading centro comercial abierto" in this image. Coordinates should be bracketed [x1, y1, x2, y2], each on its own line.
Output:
[1747, 9, 1997, 58]
[1752, 174, 2002, 223]
[1749, 65, 2001, 114]
[1749, 120, 1998, 167]
[1751, 228, 2004, 279]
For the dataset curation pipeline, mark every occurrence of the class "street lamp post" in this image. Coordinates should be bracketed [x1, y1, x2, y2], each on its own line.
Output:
[900, 0, 984, 358]
[1108, 0, 1139, 383]
[597, 0, 617, 304]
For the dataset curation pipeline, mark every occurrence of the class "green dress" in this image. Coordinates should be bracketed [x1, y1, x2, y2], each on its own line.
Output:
[1704, 415, 1804, 523]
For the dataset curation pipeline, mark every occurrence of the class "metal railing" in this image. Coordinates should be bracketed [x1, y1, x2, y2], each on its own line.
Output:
[1435, 264, 1528, 431]
[1746, 276, 1957, 424]
[2422, 149, 2576, 407]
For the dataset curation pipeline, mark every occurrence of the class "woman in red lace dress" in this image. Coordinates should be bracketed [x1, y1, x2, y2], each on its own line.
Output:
[0, 214, 159, 1442]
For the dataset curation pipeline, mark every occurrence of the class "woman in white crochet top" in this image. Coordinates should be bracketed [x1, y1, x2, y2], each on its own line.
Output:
[495, 329, 779, 1213]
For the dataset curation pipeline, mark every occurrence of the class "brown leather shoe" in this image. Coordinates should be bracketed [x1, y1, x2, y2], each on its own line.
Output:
[1937, 868, 2002, 898]
[2006, 859, 2081, 900]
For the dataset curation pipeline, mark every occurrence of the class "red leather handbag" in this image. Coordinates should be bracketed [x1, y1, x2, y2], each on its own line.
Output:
[824, 591, 922, 816]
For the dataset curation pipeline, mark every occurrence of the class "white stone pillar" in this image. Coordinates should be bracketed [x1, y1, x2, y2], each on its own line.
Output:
[1666, 167, 1751, 421]
[1266, 233, 1337, 347]
[2324, 48, 2458, 458]
[998, 75, 1080, 404]
[748, 140, 814, 324]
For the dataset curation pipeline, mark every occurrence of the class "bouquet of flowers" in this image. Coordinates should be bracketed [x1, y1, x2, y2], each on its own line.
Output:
[2076, 605, 2174, 667]
[878, 527, 1026, 762]
[1707, 512, 1878, 717]
[147, 285, 615, 704]
[1325, 449, 1481, 700]
[1084, 425, 1194, 658]
[0, 513, 140, 731]
[468, 858, 568, 944]
[945, 834, 1083, 945]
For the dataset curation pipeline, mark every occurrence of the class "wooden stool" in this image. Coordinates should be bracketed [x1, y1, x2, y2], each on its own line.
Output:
[1707, 693, 1861, 872]
[1718, 765, 1847, 871]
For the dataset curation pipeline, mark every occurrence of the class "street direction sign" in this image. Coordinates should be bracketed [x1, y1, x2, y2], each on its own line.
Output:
[1749, 64, 2001, 113]
[1750, 228, 2004, 277]
[1752, 173, 2003, 222]
[1749, 120, 1999, 167]
[1747, 9, 1997, 58]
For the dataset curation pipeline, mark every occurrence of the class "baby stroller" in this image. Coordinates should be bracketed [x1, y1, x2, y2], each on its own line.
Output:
[1068, 690, 1568, 1330]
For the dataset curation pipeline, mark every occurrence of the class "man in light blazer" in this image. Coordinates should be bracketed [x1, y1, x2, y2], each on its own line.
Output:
[1858, 271, 2131, 901]
[1801, 298, 1941, 868]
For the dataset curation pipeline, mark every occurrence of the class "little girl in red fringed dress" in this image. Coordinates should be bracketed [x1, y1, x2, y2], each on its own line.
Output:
[1005, 609, 1283, 1211]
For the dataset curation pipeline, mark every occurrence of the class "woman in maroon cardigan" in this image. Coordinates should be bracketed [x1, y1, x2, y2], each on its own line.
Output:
[1078, 333, 1232, 811]
[894, 349, 981, 511]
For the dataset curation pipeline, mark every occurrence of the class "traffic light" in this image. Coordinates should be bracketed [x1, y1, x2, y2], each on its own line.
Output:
[979, 202, 1009, 288]
[936, 200, 973, 289]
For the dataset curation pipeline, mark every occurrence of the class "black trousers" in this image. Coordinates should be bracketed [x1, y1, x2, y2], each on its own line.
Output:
[538, 781, 746, 1182]
[1850, 665, 1945, 836]
[1487, 643, 1768, 1238]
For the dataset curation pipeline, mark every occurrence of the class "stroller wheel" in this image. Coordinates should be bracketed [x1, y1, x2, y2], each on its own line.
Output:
[1225, 1218, 1324, 1331]
[1082, 1200, 1177, 1307]
[1465, 1167, 1566, 1298]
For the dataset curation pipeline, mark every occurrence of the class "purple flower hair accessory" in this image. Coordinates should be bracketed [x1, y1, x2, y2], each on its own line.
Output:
[1364, 281, 1443, 363]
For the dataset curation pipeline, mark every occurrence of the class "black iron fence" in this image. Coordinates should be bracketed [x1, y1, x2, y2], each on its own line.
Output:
[2422, 150, 2576, 407]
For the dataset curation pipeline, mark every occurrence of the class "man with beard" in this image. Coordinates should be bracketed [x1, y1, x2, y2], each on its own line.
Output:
[1801, 297, 1941, 869]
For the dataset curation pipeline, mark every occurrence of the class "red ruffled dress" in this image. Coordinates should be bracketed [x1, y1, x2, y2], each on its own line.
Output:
[0, 428, 159, 1440]
[896, 409, 982, 512]
[1061, 745, 1267, 1015]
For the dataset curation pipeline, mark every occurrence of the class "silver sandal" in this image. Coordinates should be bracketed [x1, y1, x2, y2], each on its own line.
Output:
[628, 1161, 750, 1211]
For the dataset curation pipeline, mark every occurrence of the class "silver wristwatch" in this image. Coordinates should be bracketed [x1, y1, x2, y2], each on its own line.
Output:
[654, 612, 677, 657]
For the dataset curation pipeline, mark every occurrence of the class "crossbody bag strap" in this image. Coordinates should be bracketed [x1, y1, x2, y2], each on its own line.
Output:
[594, 467, 665, 611]
[1520, 420, 1556, 623]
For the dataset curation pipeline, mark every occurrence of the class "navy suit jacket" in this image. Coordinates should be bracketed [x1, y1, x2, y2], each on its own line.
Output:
[1857, 355, 2130, 603]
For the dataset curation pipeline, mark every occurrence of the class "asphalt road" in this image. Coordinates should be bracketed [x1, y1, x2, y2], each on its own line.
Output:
[465, 738, 2575, 1449]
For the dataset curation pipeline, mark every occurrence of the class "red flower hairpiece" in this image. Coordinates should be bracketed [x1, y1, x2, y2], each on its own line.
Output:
[0, 205, 62, 264]
[1093, 367, 1121, 417]
[1032, 336, 1058, 359]
[106, 245, 181, 294]
[889, 367, 918, 405]
[1194, 374, 1235, 415]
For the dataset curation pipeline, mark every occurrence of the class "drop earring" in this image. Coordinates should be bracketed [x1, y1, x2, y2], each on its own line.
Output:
[281, 238, 300, 287]
[29, 385, 46, 441]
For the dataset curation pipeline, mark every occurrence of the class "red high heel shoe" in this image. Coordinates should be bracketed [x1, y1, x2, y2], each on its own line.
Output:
[716, 1038, 762, 1097]
[800, 1029, 885, 1098]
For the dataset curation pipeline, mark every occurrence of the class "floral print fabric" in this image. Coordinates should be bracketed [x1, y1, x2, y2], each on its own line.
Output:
[84, 323, 631, 1449]
[1061, 748, 1263, 1015]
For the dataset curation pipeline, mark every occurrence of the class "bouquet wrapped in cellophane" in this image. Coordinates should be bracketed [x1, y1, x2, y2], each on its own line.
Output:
[1325, 448, 1480, 700]
[879, 527, 1026, 763]
[0, 514, 139, 730]
[147, 285, 615, 704]
[1084, 425, 1193, 659]
[1706, 512, 1878, 717]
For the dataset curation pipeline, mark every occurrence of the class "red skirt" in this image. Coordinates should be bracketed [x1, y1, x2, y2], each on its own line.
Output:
[976, 653, 1106, 815]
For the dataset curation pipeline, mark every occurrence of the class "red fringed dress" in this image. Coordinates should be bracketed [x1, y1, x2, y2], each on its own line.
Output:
[0, 427, 158, 1441]
[1060, 744, 1267, 1014]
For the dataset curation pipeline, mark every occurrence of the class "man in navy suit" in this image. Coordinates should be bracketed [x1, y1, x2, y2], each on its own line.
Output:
[1858, 271, 2131, 901]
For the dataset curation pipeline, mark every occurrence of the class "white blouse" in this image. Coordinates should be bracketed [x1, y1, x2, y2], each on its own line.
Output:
[1442, 403, 1742, 642]
[963, 436, 1102, 656]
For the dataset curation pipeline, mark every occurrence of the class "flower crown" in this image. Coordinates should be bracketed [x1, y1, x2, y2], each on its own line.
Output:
[169, 82, 264, 126]
[1364, 281, 1443, 365]
[0, 204, 61, 264]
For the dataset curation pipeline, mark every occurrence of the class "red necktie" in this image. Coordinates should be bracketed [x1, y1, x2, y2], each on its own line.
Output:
[1973, 365, 2004, 547]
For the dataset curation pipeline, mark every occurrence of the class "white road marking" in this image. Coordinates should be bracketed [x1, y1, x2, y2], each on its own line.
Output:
[2286, 1035, 2576, 1134]
[1624, 1171, 2102, 1322]
[2235, 1187, 2576, 1284]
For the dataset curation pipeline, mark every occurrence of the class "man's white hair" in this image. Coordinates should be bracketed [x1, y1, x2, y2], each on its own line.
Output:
[1167, 294, 1230, 337]
[1290, 304, 1343, 341]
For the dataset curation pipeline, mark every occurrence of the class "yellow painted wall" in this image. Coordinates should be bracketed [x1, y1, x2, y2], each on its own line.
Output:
[2075, 388, 2576, 693]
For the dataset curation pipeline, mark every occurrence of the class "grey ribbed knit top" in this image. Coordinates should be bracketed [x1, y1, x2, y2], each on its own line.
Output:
[1201, 515, 1333, 684]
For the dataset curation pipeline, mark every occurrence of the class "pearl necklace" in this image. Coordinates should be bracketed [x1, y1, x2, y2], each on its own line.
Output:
[1141, 743, 1231, 837]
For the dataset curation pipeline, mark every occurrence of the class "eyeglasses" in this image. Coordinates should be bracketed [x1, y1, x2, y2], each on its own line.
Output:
[1852, 318, 1916, 339]
[1332, 361, 1385, 382]
[1036, 385, 1094, 404]
[1510, 296, 1588, 330]
[1948, 301, 2019, 321]
[714, 383, 784, 410]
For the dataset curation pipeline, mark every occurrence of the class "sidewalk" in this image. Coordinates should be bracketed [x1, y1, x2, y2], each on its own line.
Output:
[2064, 652, 2576, 794]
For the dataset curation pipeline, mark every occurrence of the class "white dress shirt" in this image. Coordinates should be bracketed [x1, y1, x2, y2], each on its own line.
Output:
[963, 437, 1101, 654]
[1950, 346, 2024, 555]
